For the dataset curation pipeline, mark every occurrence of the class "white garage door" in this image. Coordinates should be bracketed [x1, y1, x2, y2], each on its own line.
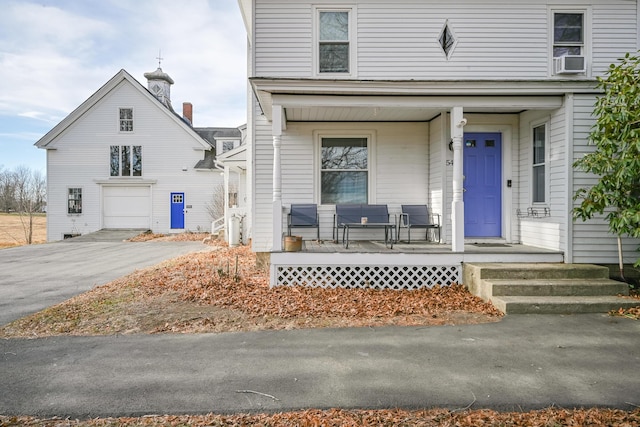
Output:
[103, 186, 150, 229]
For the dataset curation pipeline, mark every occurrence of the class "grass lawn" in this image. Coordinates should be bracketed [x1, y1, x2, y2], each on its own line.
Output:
[0, 212, 46, 249]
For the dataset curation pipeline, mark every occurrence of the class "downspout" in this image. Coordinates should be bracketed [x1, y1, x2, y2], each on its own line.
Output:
[440, 110, 449, 244]
[565, 94, 574, 263]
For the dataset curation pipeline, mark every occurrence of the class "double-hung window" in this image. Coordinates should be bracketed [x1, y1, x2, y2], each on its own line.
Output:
[317, 9, 351, 74]
[320, 137, 368, 204]
[532, 124, 547, 203]
[68, 188, 82, 214]
[119, 108, 133, 132]
[110, 145, 142, 177]
[553, 12, 584, 58]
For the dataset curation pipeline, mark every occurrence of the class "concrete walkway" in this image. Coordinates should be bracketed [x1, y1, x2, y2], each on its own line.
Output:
[1, 314, 639, 418]
[0, 230, 211, 325]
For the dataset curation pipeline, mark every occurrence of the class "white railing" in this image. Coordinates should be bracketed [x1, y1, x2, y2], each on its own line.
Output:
[212, 217, 225, 234]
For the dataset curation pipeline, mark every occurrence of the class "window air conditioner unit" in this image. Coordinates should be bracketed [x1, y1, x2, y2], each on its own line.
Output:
[554, 55, 586, 74]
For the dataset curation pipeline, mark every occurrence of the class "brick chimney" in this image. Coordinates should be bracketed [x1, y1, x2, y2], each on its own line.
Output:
[183, 102, 193, 125]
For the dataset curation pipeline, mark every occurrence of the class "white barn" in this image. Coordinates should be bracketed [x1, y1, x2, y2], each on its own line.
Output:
[36, 68, 240, 241]
[238, 0, 640, 288]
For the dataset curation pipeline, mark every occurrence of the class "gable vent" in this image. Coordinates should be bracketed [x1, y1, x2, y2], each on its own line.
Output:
[438, 21, 457, 59]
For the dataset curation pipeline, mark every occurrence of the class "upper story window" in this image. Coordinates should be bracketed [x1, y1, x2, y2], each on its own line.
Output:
[553, 12, 583, 57]
[222, 141, 235, 153]
[532, 124, 547, 203]
[119, 108, 133, 132]
[320, 137, 368, 204]
[110, 145, 142, 177]
[317, 9, 351, 74]
[68, 188, 82, 214]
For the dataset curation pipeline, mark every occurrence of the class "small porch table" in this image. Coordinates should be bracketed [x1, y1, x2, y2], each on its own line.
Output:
[341, 222, 396, 249]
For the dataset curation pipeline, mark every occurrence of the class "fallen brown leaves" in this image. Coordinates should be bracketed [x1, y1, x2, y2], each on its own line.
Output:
[610, 306, 640, 320]
[0, 241, 502, 338]
[2, 407, 639, 426]
[609, 289, 640, 320]
[127, 231, 210, 242]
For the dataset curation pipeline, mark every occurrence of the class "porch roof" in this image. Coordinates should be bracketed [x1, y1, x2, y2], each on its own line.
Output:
[250, 77, 599, 122]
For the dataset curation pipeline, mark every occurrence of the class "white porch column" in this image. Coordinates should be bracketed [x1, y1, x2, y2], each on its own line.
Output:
[272, 105, 284, 251]
[223, 166, 230, 244]
[451, 106, 467, 252]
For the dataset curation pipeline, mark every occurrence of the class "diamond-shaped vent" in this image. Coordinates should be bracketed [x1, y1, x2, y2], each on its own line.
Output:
[439, 22, 456, 58]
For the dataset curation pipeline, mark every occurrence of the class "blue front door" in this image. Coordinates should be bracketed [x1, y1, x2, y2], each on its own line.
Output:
[171, 192, 185, 229]
[463, 133, 502, 237]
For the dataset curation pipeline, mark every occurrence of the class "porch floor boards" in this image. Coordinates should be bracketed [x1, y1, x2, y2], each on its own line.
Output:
[300, 239, 561, 256]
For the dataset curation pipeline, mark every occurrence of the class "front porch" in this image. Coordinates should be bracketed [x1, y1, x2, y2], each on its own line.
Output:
[270, 240, 563, 289]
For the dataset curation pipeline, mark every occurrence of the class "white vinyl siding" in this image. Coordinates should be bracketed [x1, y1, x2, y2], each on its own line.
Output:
[571, 94, 640, 264]
[254, 2, 312, 77]
[591, 3, 638, 75]
[254, 0, 636, 80]
[517, 107, 565, 251]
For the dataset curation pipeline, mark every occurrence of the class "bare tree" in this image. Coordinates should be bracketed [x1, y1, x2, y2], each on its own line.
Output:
[13, 166, 46, 244]
[206, 181, 238, 221]
[0, 166, 17, 213]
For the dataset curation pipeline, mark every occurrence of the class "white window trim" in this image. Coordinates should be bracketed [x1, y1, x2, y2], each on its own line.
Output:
[312, 5, 357, 78]
[67, 187, 83, 215]
[548, 6, 591, 77]
[531, 119, 550, 205]
[118, 107, 134, 133]
[110, 145, 143, 177]
[313, 130, 376, 205]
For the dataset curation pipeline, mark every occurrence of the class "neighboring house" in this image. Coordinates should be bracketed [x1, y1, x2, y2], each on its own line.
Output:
[196, 125, 250, 244]
[238, 0, 640, 287]
[36, 68, 244, 241]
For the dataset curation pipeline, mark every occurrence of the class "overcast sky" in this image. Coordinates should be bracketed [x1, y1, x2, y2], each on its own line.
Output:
[0, 0, 248, 174]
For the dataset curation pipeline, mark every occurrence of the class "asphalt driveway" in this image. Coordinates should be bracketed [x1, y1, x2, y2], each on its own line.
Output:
[1, 314, 639, 418]
[0, 230, 211, 326]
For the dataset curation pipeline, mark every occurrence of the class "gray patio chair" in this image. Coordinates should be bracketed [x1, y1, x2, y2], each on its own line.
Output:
[398, 204, 441, 243]
[333, 204, 361, 242]
[288, 203, 319, 239]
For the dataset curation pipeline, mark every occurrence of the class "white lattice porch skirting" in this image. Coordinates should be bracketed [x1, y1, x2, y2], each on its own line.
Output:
[269, 251, 462, 289]
[274, 264, 460, 289]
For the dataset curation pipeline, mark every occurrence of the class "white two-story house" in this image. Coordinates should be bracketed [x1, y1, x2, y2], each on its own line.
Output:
[238, 0, 640, 288]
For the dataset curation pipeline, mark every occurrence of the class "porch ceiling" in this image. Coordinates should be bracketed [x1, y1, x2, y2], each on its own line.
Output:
[250, 78, 598, 122]
[278, 95, 562, 123]
[284, 104, 519, 122]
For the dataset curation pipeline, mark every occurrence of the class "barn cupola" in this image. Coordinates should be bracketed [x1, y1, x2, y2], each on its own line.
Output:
[144, 57, 174, 110]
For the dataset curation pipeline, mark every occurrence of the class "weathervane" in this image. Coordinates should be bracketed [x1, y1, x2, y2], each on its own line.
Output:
[156, 49, 163, 67]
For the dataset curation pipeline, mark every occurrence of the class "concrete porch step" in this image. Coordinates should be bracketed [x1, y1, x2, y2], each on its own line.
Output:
[464, 262, 637, 315]
[491, 295, 639, 315]
[485, 279, 630, 297]
[466, 262, 610, 280]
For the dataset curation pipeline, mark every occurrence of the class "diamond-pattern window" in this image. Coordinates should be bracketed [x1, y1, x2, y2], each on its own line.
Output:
[439, 22, 456, 58]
